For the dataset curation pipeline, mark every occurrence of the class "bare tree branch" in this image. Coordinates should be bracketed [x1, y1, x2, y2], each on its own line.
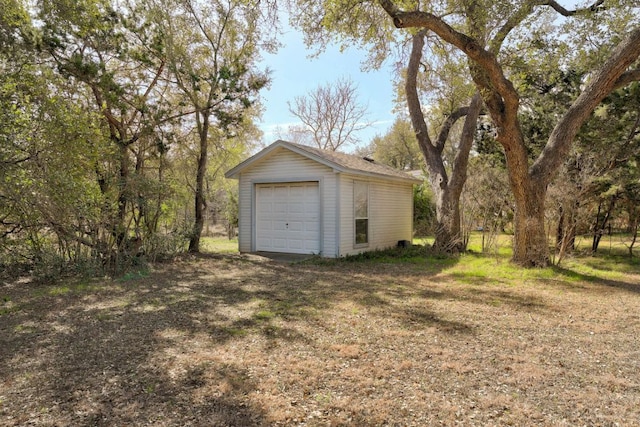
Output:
[449, 92, 482, 198]
[435, 106, 469, 154]
[287, 77, 370, 151]
[378, 2, 520, 129]
[544, 0, 605, 16]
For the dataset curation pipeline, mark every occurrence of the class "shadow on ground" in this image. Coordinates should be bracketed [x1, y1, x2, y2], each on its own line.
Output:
[2, 250, 636, 426]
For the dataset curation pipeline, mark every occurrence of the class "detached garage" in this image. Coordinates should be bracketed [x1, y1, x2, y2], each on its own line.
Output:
[225, 140, 422, 257]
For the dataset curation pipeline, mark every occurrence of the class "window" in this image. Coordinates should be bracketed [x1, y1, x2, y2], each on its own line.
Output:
[354, 181, 368, 245]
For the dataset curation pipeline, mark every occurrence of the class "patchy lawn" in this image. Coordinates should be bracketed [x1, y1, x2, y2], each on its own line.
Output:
[1, 252, 639, 426]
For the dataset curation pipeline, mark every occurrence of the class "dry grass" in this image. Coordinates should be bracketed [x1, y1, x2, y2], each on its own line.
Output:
[1, 250, 639, 426]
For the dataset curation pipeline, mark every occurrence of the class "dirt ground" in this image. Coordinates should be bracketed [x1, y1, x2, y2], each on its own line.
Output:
[1, 253, 639, 426]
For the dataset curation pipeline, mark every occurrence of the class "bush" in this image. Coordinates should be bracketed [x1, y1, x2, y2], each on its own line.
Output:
[414, 183, 436, 237]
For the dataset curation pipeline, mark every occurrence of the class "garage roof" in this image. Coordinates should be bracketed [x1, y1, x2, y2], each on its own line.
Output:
[226, 140, 423, 183]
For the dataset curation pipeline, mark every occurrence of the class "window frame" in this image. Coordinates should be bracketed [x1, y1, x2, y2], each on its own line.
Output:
[353, 181, 369, 247]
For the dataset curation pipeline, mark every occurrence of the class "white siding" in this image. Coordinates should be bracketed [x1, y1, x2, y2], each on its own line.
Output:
[237, 148, 338, 257]
[338, 174, 413, 257]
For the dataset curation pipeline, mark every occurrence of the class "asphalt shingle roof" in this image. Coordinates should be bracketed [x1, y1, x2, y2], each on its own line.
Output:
[283, 141, 420, 182]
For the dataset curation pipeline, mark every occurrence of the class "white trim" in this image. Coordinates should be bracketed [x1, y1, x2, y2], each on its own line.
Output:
[250, 182, 256, 252]
[251, 177, 323, 184]
[335, 173, 341, 257]
[226, 141, 340, 178]
[238, 173, 244, 250]
[411, 185, 416, 241]
[353, 180, 370, 248]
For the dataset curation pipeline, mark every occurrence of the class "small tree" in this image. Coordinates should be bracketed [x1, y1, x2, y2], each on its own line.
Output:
[160, 0, 271, 253]
[287, 76, 370, 151]
[413, 183, 436, 238]
[546, 157, 592, 264]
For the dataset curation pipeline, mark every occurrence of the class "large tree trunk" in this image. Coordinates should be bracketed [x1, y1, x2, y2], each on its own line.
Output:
[511, 180, 548, 266]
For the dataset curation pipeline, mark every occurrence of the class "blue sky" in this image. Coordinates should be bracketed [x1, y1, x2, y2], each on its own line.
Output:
[256, 26, 398, 152]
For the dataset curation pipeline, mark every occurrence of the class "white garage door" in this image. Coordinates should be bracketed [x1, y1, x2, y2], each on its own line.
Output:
[256, 182, 320, 254]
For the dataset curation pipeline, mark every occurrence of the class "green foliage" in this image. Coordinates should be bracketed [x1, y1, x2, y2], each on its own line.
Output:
[367, 118, 423, 170]
[550, 81, 640, 254]
[0, 0, 36, 52]
[0, 0, 271, 276]
[0, 58, 109, 273]
[161, 0, 271, 128]
[339, 243, 434, 263]
[413, 182, 436, 237]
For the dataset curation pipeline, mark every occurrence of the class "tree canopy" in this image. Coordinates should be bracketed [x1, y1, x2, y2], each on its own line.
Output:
[0, 0, 276, 274]
[288, 0, 640, 265]
[2, 0, 640, 273]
